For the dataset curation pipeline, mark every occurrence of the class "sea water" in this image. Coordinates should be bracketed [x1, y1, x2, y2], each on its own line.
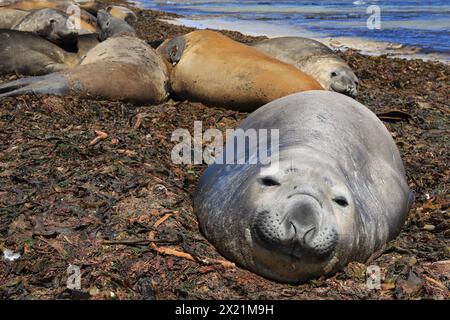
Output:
[136, 0, 450, 59]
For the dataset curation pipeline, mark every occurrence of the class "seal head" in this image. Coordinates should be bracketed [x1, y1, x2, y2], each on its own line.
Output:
[322, 60, 359, 97]
[245, 149, 358, 281]
[97, 8, 136, 41]
[13, 8, 77, 45]
[252, 37, 359, 97]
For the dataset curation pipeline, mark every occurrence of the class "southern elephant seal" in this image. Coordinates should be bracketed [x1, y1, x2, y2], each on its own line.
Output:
[252, 37, 359, 97]
[0, 30, 99, 75]
[0, 10, 168, 104]
[0, 8, 28, 28]
[106, 5, 137, 26]
[11, 8, 81, 45]
[194, 91, 413, 283]
[1, 1, 99, 33]
[157, 30, 323, 111]
[0, 0, 99, 14]
[96, 8, 135, 41]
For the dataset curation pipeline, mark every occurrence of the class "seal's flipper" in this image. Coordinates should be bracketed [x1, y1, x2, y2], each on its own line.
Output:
[163, 36, 186, 64]
[0, 73, 68, 98]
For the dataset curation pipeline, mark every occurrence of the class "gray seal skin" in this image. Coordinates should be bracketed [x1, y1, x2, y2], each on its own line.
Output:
[0, 8, 28, 28]
[252, 37, 359, 97]
[12, 8, 78, 45]
[194, 91, 413, 283]
[0, 10, 169, 104]
[0, 30, 99, 75]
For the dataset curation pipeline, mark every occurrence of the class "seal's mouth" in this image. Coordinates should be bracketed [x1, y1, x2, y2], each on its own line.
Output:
[331, 82, 358, 97]
[252, 191, 338, 263]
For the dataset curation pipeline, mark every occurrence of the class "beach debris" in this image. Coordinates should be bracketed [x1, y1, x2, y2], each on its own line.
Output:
[88, 130, 108, 146]
[329, 39, 344, 48]
[2, 249, 21, 262]
[387, 43, 404, 50]
[154, 184, 167, 194]
[395, 267, 424, 299]
[150, 243, 235, 269]
[376, 109, 412, 122]
[423, 224, 436, 231]
[153, 213, 172, 228]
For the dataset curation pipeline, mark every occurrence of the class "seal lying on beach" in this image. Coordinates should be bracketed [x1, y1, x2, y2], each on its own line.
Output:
[106, 5, 137, 26]
[194, 91, 413, 283]
[12, 9, 96, 43]
[157, 30, 323, 111]
[0, 30, 98, 75]
[1, 1, 99, 33]
[0, 10, 168, 104]
[251, 37, 359, 97]
[10, 8, 87, 45]
[0, 0, 99, 14]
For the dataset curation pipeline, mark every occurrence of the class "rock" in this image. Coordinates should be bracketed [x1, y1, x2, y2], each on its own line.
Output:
[395, 268, 423, 299]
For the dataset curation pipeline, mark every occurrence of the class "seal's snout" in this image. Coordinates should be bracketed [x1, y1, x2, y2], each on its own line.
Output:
[254, 193, 338, 260]
[286, 194, 338, 258]
[330, 70, 359, 97]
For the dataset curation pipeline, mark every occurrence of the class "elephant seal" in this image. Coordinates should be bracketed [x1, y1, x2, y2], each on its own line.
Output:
[0, 30, 99, 75]
[106, 5, 137, 26]
[12, 9, 96, 44]
[1, 1, 98, 33]
[194, 91, 413, 283]
[97, 8, 135, 41]
[11, 8, 81, 45]
[157, 30, 323, 111]
[252, 37, 359, 97]
[0, 10, 169, 104]
[0, 8, 28, 28]
[0, 0, 99, 14]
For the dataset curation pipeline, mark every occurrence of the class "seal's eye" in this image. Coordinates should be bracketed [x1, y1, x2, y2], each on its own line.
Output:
[333, 196, 349, 207]
[331, 71, 338, 77]
[49, 18, 57, 24]
[258, 176, 280, 187]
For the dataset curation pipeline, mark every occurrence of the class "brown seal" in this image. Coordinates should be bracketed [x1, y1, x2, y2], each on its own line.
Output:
[157, 30, 323, 111]
[0, 30, 99, 75]
[106, 5, 137, 26]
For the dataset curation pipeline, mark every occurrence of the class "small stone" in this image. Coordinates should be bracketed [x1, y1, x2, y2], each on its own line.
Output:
[2, 249, 20, 261]
[89, 287, 100, 296]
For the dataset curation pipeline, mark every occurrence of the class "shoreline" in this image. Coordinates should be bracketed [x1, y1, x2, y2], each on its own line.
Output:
[160, 15, 450, 64]
[125, 0, 449, 64]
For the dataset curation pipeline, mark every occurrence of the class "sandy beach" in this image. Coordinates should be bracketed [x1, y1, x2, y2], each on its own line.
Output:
[0, 0, 448, 300]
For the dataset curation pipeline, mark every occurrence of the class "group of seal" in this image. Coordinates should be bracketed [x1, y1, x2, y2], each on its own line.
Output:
[0, 2, 359, 109]
[0, 9, 169, 104]
[0, 1, 413, 284]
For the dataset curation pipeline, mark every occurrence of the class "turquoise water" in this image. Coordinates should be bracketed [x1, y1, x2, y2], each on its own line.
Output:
[137, 0, 450, 55]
